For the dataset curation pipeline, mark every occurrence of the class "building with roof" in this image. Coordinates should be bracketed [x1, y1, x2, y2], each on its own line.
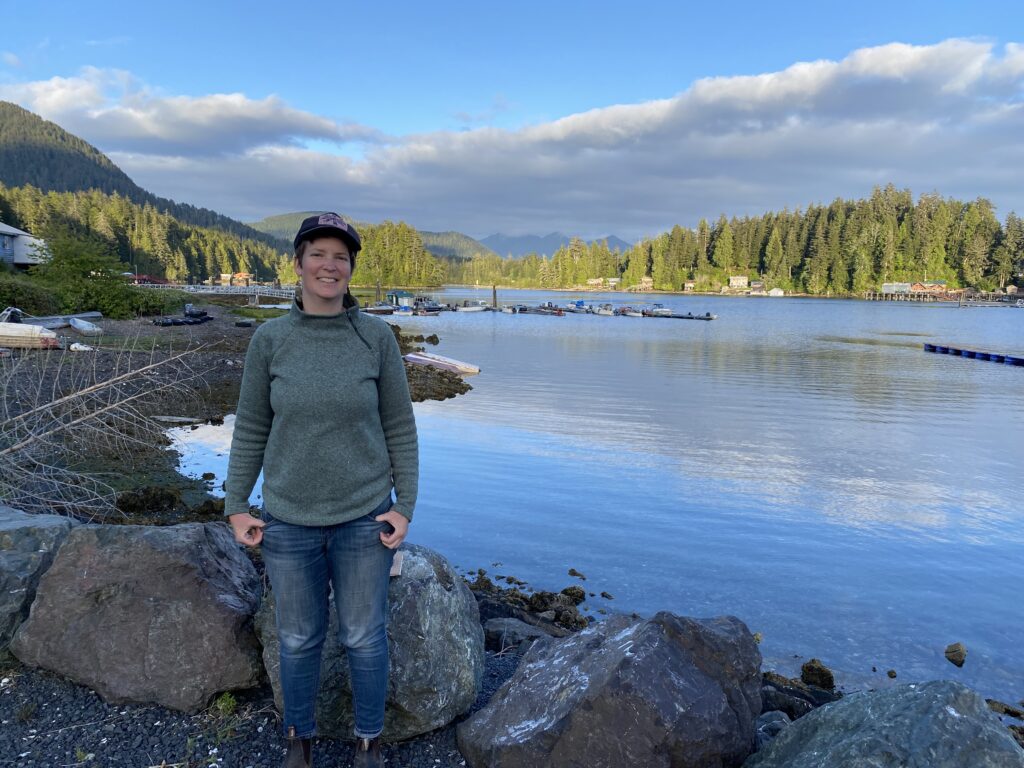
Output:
[0, 222, 49, 269]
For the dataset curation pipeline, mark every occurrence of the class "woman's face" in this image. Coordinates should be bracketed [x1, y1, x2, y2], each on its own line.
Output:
[294, 236, 352, 312]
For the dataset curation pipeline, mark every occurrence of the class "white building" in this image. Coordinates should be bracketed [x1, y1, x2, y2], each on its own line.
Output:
[0, 222, 48, 268]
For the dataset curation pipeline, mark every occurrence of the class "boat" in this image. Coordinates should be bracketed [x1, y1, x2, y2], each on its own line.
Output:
[403, 351, 481, 375]
[642, 304, 674, 317]
[456, 300, 491, 312]
[363, 303, 396, 315]
[0, 322, 61, 349]
[69, 317, 103, 336]
[595, 304, 615, 316]
[617, 306, 644, 317]
[0, 307, 103, 330]
[393, 305, 415, 316]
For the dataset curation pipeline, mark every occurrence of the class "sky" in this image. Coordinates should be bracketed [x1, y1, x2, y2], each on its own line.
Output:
[1, 0, 1023, 241]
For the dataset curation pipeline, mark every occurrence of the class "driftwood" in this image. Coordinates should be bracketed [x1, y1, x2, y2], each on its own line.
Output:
[0, 340, 210, 520]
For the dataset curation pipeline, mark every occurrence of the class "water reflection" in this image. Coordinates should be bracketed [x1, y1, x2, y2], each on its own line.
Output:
[171, 291, 1024, 701]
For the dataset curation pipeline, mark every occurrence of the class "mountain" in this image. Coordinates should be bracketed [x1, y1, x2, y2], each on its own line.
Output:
[0, 101, 289, 250]
[248, 211, 374, 243]
[419, 231, 496, 260]
[481, 232, 632, 257]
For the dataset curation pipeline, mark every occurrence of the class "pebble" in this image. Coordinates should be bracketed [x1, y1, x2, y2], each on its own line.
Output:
[0, 652, 519, 767]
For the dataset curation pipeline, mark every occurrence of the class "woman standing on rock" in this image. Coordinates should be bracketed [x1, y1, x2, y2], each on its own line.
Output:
[224, 212, 418, 768]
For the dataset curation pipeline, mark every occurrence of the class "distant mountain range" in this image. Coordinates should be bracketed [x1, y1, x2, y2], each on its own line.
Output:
[480, 232, 632, 257]
[0, 101, 290, 251]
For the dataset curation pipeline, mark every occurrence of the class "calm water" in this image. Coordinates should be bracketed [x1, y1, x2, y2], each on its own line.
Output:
[172, 290, 1024, 701]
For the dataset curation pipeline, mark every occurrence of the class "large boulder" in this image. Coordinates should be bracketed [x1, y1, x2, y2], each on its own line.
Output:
[256, 543, 484, 740]
[0, 506, 77, 653]
[11, 522, 262, 711]
[457, 612, 763, 768]
[744, 680, 1024, 768]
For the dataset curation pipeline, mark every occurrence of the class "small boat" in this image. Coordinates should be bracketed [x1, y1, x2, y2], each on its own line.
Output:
[393, 305, 415, 316]
[616, 306, 644, 317]
[69, 317, 103, 336]
[403, 351, 481, 375]
[363, 303, 396, 315]
[595, 304, 615, 316]
[0, 322, 61, 349]
[456, 300, 491, 312]
[0, 307, 103, 330]
[642, 304, 674, 317]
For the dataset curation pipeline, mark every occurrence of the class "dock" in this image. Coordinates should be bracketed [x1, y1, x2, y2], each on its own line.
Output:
[924, 343, 1024, 366]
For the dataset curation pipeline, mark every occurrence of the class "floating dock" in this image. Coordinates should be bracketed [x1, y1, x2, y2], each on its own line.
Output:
[924, 343, 1024, 366]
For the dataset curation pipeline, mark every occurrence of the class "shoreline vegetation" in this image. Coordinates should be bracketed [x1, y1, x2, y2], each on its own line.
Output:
[2, 295, 1023, 765]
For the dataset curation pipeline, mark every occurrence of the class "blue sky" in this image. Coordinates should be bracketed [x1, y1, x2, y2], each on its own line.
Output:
[2, 1, 1023, 239]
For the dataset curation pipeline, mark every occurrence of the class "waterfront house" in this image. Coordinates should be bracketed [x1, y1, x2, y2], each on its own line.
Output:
[910, 281, 947, 293]
[683, 281, 695, 292]
[768, 287, 785, 297]
[606, 277, 622, 288]
[386, 290, 414, 307]
[638, 276, 654, 291]
[728, 275, 749, 289]
[0, 221, 48, 269]
[750, 280, 766, 295]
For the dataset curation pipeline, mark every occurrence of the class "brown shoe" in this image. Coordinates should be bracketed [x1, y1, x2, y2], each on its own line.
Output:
[352, 736, 382, 768]
[284, 727, 312, 768]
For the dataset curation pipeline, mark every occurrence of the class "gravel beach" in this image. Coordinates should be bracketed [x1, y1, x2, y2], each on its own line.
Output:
[0, 652, 520, 768]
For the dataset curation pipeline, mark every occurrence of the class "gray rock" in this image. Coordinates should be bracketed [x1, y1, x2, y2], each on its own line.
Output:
[10, 523, 262, 711]
[483, 617, 560, 653]
[744, 680, 1024, 768]
[256, 543, 484, 741]
[0, 506, 77, 652]
[755, 711, 790, 750]
[457, 612, 762, 768]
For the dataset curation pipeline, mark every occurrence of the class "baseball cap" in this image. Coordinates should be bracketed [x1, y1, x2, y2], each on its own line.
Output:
[293, 212, 362, 253]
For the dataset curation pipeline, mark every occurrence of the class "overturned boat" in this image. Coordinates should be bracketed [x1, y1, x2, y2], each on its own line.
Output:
[403, 351, 481, 376]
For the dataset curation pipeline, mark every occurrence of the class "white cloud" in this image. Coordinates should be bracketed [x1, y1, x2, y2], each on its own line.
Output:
[1, 52, 21, 68]
[2, 39, 1023, 239]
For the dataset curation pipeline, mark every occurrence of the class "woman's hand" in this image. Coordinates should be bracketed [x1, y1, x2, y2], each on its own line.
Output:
[376, 509, 409, 549]
[228, 512, 266, 547]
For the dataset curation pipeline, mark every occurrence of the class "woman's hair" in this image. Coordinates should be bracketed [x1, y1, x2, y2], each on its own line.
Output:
[294, 239, 357, 272]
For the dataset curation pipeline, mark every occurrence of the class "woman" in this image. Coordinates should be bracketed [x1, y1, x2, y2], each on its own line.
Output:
[225, 212, 418, 768]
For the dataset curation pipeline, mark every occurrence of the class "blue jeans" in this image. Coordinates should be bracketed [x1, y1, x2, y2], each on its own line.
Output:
[261, 495, 394, 739]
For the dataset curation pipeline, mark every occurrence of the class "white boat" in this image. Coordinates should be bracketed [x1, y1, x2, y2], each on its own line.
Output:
[69, 317, 103, 336]
[456, 300, 490, 312]
[393, 305, 415, 316]
[0, 307, 103, 329]
[595, 304, 615, 316]
[363, 303, 396, 315]
[0, 322, 60, 349]
[403, 351, 481, 375]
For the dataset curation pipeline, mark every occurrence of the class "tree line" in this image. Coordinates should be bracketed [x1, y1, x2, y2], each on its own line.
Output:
[2, 182, 1021, 294]
[0, 184, 447, 287]
[447, 186, 1023, 293]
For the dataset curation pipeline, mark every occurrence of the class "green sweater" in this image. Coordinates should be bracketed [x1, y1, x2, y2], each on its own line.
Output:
[224, 297, 419, 524]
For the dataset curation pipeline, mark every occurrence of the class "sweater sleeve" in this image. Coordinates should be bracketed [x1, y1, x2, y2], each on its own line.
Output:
[224, 327, 274, 516]
[377, 327, 419, 520]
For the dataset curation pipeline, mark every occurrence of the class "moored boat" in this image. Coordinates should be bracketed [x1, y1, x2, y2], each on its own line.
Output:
[363, 303, 396, 315]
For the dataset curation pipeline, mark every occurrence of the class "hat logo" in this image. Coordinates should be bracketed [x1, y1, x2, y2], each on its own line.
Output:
[318, 213, 345, 228]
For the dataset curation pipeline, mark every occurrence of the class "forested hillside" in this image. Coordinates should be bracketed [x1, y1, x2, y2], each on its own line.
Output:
[0, 101, 288, 250]
[419, 231, 496, 260]
[450, 187, 1023, 293]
